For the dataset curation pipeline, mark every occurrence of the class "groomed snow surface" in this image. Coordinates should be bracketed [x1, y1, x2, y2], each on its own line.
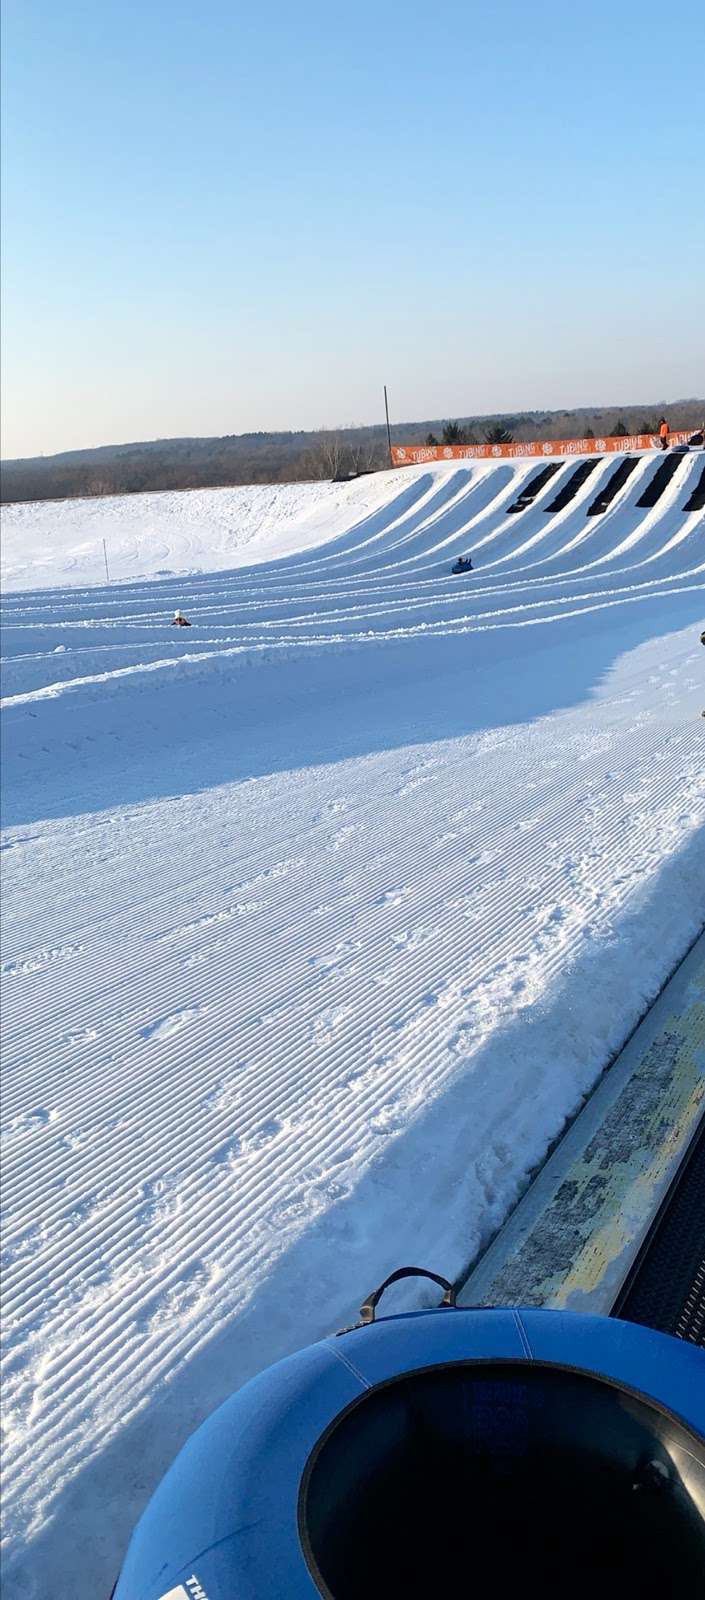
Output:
[2, 454, 705, 1597]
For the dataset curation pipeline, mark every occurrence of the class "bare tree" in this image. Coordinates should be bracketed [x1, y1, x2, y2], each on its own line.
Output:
[308, 431, 345, 478]
[347, 434, 385, 475]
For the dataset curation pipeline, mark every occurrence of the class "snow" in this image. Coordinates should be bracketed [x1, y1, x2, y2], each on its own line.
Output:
[1, 455, 704, 1597]
[0, 475, 408, 592]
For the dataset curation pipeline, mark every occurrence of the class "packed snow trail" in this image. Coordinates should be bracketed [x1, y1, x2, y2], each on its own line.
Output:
[1, 457, 704, 1597]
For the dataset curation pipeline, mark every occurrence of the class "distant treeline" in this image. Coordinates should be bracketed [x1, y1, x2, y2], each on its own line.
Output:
[2, 399, 703, 504]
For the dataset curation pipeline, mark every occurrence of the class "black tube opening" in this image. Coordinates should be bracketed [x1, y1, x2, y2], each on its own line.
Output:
[301, 1361, 705, 1598]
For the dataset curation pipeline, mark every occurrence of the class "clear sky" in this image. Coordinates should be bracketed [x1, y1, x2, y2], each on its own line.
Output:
[2, 0, 704, 458]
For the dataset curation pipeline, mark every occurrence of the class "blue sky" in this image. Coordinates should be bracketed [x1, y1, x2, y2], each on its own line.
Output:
[2, 0, 704, 457]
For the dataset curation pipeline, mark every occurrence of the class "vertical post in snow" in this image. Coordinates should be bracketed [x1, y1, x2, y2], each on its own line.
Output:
[102, 539, 110, 583]
[384, 385, 393, 468]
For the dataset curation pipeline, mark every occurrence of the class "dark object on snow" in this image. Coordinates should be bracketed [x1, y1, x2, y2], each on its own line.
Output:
[587, 456, 640, 514]
[110, 1272, 705, 1600]
[171, 610, 192, 626]
[452, 555, 473, 574]
[544, 457, 601, 513]
[506, 461, 562, 513]
[683, 464, 705, 513]
[687, 429, 705, 449]
[636, 454, 683, 509]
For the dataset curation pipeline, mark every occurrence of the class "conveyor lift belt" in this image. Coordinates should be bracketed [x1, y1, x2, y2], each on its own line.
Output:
[587, 455, 639, 515]
[682, 461, 705, 513]
[544, 457, 601, 514]
[636, 452, 684, 508]
[506, 463, 562, 514]
[611, 1114, 705, 1346]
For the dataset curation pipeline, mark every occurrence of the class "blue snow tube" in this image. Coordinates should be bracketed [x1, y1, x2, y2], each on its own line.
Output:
[112, 1269, 705, 1599]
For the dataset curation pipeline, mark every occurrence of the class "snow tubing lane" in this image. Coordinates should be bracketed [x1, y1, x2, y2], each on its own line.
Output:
[543, 456, 601, 513]
[111, 1306, 705, 1600]
[683, 461, 705, 513]
[505, 462, 562, 513]
[636, 452, 685, 509]
[587, 455, 640, 515]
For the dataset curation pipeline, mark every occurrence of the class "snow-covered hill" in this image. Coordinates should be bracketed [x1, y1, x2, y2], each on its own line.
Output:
[0, 473, 405, 591]
[1, 455, 704, 1597]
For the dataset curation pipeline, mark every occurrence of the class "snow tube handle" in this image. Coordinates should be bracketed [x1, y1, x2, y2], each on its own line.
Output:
[359, 1267, 457, 1325]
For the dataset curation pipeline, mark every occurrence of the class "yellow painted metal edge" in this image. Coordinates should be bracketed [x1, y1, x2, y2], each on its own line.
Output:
[458, 934, 705, 1313]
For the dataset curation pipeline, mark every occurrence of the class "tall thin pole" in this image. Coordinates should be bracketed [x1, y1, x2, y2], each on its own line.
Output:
[102, 539, 110, 583]
[384, 384, 393, 467]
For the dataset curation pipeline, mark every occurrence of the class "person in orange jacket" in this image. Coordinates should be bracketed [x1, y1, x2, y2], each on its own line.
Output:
[658, 417, 670, 451]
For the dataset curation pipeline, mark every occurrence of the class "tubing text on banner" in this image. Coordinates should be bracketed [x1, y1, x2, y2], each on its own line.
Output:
[391, 432, 692, 467]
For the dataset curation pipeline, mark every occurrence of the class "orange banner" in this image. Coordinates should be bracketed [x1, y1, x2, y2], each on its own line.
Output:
[391, 432, 692, 467]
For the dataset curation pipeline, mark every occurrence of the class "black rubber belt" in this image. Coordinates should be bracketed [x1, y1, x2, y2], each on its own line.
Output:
[612, 1113, 705, 1346]
[683, 461, 705, 513]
